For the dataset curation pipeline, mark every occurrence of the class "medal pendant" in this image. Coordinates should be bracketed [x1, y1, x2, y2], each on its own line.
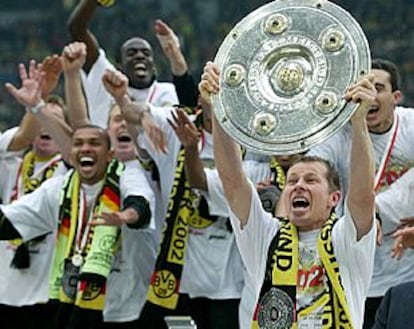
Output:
[72, 254, 84, 267]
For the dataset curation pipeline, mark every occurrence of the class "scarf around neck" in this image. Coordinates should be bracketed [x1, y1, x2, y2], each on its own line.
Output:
[49, 159, 123, 311]
[252, 213, 353, 329]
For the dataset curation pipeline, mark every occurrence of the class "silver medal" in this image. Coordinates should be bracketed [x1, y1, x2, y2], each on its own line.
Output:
[71, 254, 84, 267]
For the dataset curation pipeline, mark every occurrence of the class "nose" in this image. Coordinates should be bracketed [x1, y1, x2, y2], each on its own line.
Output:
[293, 178, 306, 191]
[79, 142, 92, 152]
[120, 118, 127, 127]
[136, 49, 146, 59]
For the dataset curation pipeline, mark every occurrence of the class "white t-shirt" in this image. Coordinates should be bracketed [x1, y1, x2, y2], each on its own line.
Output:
[0, 151, 67, 306]
[203, 160, 273, 326]
[81, 49, 178, 128]
[0, 163, 155, 319]
[0, 127, 23, 203]
[139, 113, 247, 300]
[229, 183, 376, 329]
[308, 106, 414, 297]
[103, 159, 157, 322]
[371, 168, 414, 297]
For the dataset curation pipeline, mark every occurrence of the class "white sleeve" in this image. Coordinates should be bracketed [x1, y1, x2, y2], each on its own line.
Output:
[0, 176, 64, 241]
[137, 105, 181, 170]
[0, 127, 19, 153]
[229, 181, 279, 280]
[376, 168, 414, 234]
[120, 160, 156, 230]
[153, 83, 179, 107]
[80, 49, 115, 128]
[332, 202, 376, 281]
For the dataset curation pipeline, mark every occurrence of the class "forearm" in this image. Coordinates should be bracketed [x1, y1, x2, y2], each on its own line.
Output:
[7, 112, 41, 152]
[184, 144, 207, 191]
[36, 103, 73, 162]
[212, 114, 251, 225]
[120, 100, 150, 127]
[122, 196, 151, 229]
[64, 71, 90, 129]
[348, 120, 376, 238]
[168, 49, 188, 77]
[68, 0, 97, 37]
[172, 72, 198, 107]
[67, 0, 99, 71]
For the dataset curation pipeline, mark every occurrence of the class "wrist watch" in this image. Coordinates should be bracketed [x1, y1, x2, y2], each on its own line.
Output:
[29, 100, 45, 115]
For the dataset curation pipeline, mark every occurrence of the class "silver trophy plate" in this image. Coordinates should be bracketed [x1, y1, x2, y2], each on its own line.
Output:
[212, 0, 370, 155]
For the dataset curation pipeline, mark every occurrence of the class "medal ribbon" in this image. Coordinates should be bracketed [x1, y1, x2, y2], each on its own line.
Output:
[374, 112, 399, 192]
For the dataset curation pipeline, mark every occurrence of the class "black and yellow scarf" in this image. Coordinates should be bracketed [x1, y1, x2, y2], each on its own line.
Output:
[252, 213, 353, 328]
[146, 108, 218, 310]
[49, 159, 123, 311]
[269, 157, 286, 191]
[146, 147, 197, 309]
[9, 151, 62, 269]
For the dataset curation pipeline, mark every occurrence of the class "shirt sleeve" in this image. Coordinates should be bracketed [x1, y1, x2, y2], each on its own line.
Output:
[0, 176, 64, 241]
[120, 160, 156, 230]
[0, 127, 19, 153]
[229, 180, 279, 280]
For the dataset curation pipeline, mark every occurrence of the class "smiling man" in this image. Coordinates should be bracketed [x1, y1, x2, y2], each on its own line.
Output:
[67, 0, 178, 128]
[0, 124, 154, 329]
[199, 61, 377, 329]
[307, 58, 414, 328]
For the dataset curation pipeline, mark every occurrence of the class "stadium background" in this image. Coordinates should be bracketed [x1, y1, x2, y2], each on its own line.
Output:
[1, 0, 413, 129]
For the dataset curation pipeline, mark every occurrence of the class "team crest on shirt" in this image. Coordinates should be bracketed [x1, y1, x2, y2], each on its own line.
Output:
[258, 287, 295, 329]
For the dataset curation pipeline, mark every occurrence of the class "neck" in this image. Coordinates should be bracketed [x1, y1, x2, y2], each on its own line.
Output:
[33, 151, 59, 162]
[115, 148, 136, 162]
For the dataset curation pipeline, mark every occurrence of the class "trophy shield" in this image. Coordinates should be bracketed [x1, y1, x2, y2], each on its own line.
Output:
[212, 0, 371, 155]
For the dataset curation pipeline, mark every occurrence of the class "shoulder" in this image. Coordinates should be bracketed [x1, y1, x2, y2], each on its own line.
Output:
[156, 81, 176, 91]
[396, 106, 414, 125]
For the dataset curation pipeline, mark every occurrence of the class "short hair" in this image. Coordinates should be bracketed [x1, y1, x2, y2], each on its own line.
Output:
[289, 155, 341, 193]
[372, 58, 401, 91]
[72, 124, 111, 150]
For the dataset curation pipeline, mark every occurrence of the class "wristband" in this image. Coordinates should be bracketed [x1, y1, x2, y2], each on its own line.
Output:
[29, 100, 45, 115]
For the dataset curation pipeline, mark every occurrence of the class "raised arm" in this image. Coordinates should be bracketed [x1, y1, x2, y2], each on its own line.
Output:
[5, 60, 42, 151]
[61, 41, 90, 129]
[344, 74, 377, 239]
[168, 107, 207, 190]
[154, 19, 198, 107]
[102, 69, 168, 154]
[6, 59, 72, 162]
[199, 62, 252, 226]
[67, 0, 101, 72]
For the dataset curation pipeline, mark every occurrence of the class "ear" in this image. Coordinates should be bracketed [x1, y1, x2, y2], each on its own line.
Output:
[107, 149, 115, 162]
[329, 190, 341, 208]
[393, 90, 403, 105]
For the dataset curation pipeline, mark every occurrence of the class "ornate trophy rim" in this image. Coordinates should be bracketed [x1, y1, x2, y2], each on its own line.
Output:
[212, 0, 371, 155]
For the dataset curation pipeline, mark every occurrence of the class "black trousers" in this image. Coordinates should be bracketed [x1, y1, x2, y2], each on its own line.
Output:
[363, 296, 384, 329]
[188, 297, 240, 329]
[0, 302, 58, 329]
[137, 294, 190, 329]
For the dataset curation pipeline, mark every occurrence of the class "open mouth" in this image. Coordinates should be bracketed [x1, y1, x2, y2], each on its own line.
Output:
[117, 134, 132, 143]
[368, 106, 379, 115]
[79, 156, 95, 168]
[40, 134, 51, 140]
[133, 62, 148, 75]
[292, 197, 310, 209]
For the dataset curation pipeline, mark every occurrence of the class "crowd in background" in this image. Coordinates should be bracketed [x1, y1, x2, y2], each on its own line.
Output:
[1, 0, 414, 129]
